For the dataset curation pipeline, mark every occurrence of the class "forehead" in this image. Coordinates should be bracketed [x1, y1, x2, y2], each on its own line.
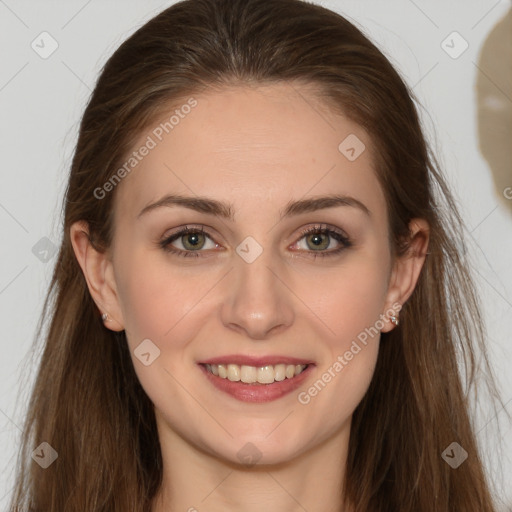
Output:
[113, 82, 385, 222]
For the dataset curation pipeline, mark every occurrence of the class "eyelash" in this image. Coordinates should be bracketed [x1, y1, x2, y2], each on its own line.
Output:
[158, 224, 352, 259]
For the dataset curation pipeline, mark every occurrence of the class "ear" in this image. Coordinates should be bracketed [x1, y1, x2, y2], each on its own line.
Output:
[69, 221, 125, 332]
[381, 218, 430, 333]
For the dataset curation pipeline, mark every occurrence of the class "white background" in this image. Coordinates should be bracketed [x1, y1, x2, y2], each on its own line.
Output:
[1, 0, 511, 509]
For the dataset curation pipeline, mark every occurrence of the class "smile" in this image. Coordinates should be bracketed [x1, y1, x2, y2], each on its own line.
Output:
[198, 362, 314, 403]
[204, 363, 308, 384]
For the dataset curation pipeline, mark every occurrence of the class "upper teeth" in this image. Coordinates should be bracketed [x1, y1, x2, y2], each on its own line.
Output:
[205, 363, 307, 384]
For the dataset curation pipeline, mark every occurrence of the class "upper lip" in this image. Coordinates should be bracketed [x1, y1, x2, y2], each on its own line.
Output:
[198, 355, 314, 367]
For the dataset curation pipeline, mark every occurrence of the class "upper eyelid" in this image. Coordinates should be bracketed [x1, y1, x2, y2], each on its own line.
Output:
[163, 225, 220, 244]
[297, 224, 349, 239]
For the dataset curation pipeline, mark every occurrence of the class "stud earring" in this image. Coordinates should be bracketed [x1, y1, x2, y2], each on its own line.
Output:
[101, 313, 109, 322]
[390, 315, 399, 327]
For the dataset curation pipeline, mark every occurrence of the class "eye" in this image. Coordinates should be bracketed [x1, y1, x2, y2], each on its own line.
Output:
[159, 226, 220, 258]
[290, 224, 352, 258]
[159, 223, 352, 259]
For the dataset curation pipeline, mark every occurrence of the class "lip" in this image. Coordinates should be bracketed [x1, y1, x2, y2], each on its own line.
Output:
[198, 362, 315, 403]
[198, 355, 314, 366]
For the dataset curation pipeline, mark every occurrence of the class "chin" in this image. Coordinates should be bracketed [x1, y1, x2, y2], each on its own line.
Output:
[204, 429, 312, 468]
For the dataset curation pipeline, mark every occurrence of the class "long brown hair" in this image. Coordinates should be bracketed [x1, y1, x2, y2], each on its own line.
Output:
[9, 0, 503, 510]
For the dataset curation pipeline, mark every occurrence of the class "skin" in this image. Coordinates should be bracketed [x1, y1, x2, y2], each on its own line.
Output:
[71, 82, 429, 512]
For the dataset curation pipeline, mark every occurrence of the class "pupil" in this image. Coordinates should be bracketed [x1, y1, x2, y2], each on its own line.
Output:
[308, 233, 328, 250]
[312, 235, 322, 246]
[183, 232, 204, 250]
[188, 234, 200, 246]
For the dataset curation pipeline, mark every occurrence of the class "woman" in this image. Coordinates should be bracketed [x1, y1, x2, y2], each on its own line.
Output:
[9, 0, 503, 510]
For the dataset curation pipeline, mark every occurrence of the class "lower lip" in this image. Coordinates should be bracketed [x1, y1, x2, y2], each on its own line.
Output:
[198, 364, 314, 403]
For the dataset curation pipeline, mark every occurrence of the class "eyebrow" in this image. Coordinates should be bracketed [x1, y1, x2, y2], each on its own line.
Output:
[137, 193, 371, 221]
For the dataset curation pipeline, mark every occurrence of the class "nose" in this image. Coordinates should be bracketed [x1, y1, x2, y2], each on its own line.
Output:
[220, 250, 295, 340]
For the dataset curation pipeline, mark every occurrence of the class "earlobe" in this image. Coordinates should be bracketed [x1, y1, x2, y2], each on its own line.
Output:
[381, 218, 430, 333]
[69, 221, 125, 332]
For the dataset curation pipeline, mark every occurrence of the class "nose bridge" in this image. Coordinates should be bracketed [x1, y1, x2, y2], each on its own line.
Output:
[220, 243, 295, 339]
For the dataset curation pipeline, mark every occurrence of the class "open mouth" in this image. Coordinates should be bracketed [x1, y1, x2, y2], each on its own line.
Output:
[203, 363, 309, 385]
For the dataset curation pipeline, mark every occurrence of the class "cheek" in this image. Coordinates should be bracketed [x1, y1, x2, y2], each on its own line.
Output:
[314, 257, 390, 348]
[296, 282, 383, 438]
[295, 253, 389, 416]
[113, 252, 209, 407]
[113, 247, 207, 347]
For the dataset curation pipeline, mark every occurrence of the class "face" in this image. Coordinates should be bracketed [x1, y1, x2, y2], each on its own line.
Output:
[91, 83, 409, 465]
